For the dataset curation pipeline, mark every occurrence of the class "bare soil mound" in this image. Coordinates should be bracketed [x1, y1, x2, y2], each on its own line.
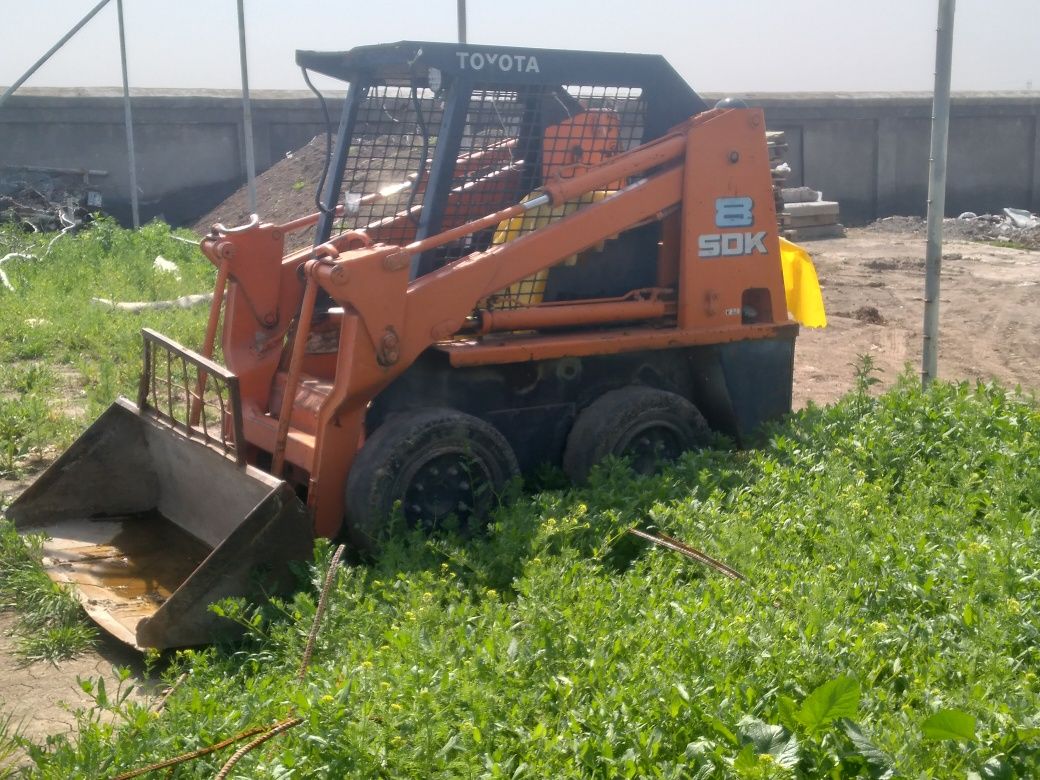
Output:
[193, 133, 424, 252]
[192, 136, 333, 250]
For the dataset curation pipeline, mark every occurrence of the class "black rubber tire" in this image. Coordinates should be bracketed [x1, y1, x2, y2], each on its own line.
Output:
[343, 408, 519, 551]
[563, 386, 711, 484]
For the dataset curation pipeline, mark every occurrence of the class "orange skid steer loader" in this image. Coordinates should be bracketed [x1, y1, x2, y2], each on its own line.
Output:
[7, 42, 824, 649]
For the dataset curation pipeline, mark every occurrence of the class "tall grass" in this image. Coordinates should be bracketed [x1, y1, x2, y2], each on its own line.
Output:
[0, 710, 23, 780]
[0, 219, 213, 475]
[0, 523, 95, 661]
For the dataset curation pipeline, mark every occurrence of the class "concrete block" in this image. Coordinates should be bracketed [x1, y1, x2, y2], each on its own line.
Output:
[785, 201, 840, 217]
[786, 224, 847, 241]
[784, 212, 841, 228]
[781, 186, 821, 204]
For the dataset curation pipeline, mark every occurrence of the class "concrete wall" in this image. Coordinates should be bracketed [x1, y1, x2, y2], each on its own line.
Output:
[2, 88, 1039, 226]
[752, 92, 1040, 223]
[0, 88, 338, 226]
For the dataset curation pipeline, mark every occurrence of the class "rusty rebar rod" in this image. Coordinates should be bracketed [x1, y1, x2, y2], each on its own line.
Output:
[628, 528, 747, 582]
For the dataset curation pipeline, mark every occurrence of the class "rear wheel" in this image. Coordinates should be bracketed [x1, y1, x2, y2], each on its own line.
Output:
[563, 386, 710, 483]
[343, 408, 519, 551]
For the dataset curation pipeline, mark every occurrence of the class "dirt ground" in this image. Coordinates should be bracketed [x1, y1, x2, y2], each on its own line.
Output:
[1, 225, 1037, 760]
[0, 614, 152, 749]
[793, 227, 1040, 407]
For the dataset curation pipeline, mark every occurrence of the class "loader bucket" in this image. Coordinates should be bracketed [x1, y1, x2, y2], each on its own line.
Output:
[5, 398, 313, 650]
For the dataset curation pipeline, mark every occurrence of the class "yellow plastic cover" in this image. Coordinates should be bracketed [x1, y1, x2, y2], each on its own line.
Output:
[488, 191, 611, 308]
[779, 237, 827, 328]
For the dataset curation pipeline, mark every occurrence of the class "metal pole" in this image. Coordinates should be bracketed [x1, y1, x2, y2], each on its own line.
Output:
[0, 0, 113, 109]
[237, 0, 257, 213]
[116, 0, 140, 228]
[922, 0, 956, 387]
[457, 0, 467, 44]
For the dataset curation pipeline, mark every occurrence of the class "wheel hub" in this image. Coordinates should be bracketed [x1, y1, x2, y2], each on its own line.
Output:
[402, 451, 487, 532]
[620, 423, 684, 473]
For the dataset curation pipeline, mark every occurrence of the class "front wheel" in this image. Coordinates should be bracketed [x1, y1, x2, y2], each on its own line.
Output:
[343, 408, 519, 551]
[563, 386, 711, 484]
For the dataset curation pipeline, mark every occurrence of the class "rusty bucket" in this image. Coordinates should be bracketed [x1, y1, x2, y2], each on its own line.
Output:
[6, 398, 313, 649]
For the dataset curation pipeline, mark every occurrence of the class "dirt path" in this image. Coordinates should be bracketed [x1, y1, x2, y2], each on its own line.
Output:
[793, 228, 1040, 407]
[1, 226, 1037, 760]
[0, 612, 154, 764]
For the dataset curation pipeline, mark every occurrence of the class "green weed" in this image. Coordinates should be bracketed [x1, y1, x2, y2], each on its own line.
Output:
[0, 220, 213, 475]
[0, 364, 73, 478]
[11, 378, 1038, 778]
[0, 218, 213, 398]
[985, 239, 1035, 252]
[0, 710, 23, 779]
[0, 521, 96, 661]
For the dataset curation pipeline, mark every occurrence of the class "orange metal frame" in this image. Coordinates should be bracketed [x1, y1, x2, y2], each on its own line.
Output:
[199, 107, 793, 538]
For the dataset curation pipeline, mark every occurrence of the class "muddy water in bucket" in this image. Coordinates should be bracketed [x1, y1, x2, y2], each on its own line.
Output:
[7, 399, 313, 649]
[41, 511, 210, 605]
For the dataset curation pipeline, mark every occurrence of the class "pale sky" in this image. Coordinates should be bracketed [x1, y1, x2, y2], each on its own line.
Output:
[2, 0, 1037, 94]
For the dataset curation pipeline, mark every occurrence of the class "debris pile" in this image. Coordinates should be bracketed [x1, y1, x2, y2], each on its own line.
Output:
[868, 209, 1040, 250]
[780, 186, 846, 241]
[0, 165, 104, 233]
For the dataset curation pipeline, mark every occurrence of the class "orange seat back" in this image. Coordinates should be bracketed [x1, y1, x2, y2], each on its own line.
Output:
[542, 109, 621, 179]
